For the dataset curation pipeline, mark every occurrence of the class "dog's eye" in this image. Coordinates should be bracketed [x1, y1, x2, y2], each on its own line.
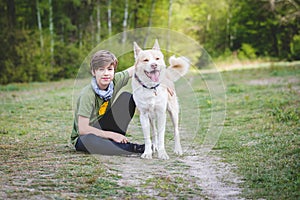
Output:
[156, 57, 160, 60]
[143, 59, 149, 62]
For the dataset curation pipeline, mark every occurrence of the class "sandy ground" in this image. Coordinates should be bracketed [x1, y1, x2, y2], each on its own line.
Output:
[98, 148, 244, 199]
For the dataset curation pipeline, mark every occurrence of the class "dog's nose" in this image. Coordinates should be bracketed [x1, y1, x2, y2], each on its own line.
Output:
[151, 63, 157, 69]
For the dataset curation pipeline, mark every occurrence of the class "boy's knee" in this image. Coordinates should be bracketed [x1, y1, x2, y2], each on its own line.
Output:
[119, 91, 132, 99]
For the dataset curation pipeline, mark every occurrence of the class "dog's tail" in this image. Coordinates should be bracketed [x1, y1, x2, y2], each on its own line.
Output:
[166, 55, 190, 82]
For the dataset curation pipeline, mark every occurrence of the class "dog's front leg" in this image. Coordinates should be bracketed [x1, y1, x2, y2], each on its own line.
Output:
[157, 112, 169, 160]
[150, 118, 158, 153]
[140, 113, 152, 159]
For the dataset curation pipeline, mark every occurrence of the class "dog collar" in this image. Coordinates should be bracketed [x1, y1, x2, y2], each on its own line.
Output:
[134, 73, 160, 90]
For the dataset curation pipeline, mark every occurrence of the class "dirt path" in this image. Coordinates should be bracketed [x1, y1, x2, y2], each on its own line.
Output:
[98, 149, 244, 199]
[181, 154, 244, 199]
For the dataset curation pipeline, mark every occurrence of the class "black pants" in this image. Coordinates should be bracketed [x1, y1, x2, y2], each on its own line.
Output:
[75, 92, 137, 155]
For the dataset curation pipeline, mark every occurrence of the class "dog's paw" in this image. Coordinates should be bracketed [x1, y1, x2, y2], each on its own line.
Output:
[174, 148, 183, 156]
[152, 143, 158, 153]
[141, 152, 152, 159]
[158, 150, 169, 160]
[174, 145, 183, 156]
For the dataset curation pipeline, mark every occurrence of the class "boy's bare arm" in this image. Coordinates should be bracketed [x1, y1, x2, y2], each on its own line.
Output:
[78, 115, 128, 143]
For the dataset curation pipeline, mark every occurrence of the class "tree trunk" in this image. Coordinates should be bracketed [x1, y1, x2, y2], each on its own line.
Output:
[107, 0, 112, 37]
[90, 15, 95, 45]
[133, 0, 139, 28]
[143, 0, 156, 47]
[78, 24, 82, 49]
[148, 0, 156, 28]
[61, 24, 64, 43]
[167, 0, 173, 52]
[226, 8, 232, 50]
[36, 0, 44, 51]
[96, 0, 101, 43]
[122, 0, 129, 43]
[6, 0, 16, 29]
[79, 24, 83, 49]
[49, 0, 54, 65]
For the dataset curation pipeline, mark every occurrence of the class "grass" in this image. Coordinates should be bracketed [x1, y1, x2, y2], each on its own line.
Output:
[215, 64, 300, 199]
[0, 80, 136, 199]
[0, 63, 299, 199]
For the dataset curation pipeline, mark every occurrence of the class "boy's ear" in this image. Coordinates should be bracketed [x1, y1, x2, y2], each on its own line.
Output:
[133, 42, 142, 59]
[152, 39, 160, 50]
[91, 69, 96, 77]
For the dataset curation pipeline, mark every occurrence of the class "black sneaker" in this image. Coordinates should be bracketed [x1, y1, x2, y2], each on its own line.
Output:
[131, 143, 145, 153]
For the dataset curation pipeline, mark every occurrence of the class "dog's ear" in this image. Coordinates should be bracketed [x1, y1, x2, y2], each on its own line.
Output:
[133, 42, 142, 59]
[152, 39, 160, 50]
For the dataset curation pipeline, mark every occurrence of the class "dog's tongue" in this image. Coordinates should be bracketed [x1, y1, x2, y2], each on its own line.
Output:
[149, 70, 160, 82]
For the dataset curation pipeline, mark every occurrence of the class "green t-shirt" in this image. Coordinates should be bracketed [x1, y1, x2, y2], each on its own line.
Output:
[71, 71, 130, 145]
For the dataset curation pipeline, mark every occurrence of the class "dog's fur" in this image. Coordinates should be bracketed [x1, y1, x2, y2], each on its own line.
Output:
[132, 40, 190, 159]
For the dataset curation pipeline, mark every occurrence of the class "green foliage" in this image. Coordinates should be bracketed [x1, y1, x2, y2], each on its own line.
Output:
[1, 0, 299, 84]
[238, 43, 257, 60]
[0, 29, 50, 84]
[291, 34, 300, 60]
[53, 42, 83, 80]
[117, 52, 135, 72]
[229, 0, 300, 59]
[0, 29, 83, 84]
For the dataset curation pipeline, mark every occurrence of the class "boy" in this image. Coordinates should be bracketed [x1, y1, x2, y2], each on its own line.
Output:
[71, 50, 144, 155]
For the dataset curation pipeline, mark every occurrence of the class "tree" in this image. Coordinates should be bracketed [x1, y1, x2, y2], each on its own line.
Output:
[107, 0, 112, 37]
[96, 0, 101, 43]
[143, 0, 156, 47]
[122, 0, 129, 43]
[7, 0, 16, 29]
[0, 0, 299, 84]
[229, 0, 300, 59]
[48, 0, 54, 65]
[36, 0, 44, 51]
[167, 0, 173, 52]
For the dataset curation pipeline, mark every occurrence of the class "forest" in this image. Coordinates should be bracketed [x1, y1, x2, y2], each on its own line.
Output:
[0, 0, 299, 84]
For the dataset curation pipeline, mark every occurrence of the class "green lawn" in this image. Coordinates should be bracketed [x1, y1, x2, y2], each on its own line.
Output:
[0, 63, 299, 199]
[217, 64, 300, 199]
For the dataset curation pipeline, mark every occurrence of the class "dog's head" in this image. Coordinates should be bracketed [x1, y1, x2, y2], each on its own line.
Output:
[133, 40, 166, 83]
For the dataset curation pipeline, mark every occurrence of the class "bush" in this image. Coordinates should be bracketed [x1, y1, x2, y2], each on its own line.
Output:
[53, 42, 83, 80]
[0, 29, 87, 84]
[290, 35, 300, 60]
[238, 43, 257, 59]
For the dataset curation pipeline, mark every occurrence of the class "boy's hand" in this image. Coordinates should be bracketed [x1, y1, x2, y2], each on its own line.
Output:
[111, 132, 128, 143]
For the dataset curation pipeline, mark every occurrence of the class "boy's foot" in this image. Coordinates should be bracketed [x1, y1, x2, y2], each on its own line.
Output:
[131, 143, 145, 153]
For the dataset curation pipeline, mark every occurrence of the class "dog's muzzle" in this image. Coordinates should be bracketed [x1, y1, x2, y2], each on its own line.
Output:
[144, 70, 160, 82]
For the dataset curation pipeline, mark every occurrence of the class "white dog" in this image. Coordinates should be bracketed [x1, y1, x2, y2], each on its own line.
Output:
[132, 40, 190, 159]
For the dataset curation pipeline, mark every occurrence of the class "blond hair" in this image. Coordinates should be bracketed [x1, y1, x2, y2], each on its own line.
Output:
[90, 50, 118, 72]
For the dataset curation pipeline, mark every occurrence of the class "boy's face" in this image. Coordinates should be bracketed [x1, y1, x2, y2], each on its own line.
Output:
[92, 64, 115, 90]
